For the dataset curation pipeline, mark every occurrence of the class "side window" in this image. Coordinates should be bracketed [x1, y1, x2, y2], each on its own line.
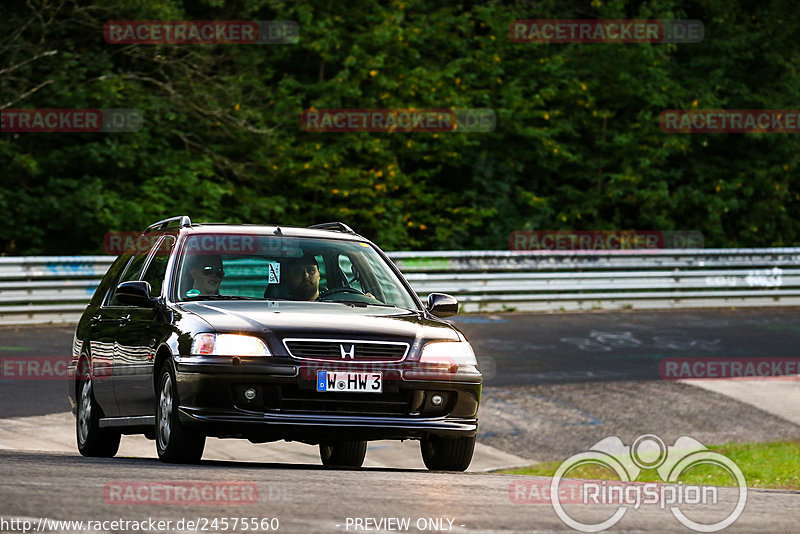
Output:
[105, 252, 149, 307]
[372, 262, 404, 304]
[92, 254, 130, 306]
[141, 236, 175, 298]
[337, 254, 364, 292]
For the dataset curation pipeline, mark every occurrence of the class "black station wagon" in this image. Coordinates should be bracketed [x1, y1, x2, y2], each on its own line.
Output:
[68, 217, 482, 470]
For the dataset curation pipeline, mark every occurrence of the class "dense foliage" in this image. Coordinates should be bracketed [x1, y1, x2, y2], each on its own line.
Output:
[1, 0, 799, 254]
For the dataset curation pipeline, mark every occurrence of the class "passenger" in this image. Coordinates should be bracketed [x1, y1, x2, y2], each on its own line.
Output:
[186, 254, 224, 296]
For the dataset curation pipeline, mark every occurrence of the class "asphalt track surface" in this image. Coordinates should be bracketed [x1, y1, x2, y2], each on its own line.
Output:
[1, 308, 800, 532]
[2, 449, 798, 533]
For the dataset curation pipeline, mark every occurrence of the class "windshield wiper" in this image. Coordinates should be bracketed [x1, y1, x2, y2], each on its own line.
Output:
[365, 303, 407, 310]
[323, 299, 369, 308]
[182, 295, 259, 301]
[322, 300, 415, 311]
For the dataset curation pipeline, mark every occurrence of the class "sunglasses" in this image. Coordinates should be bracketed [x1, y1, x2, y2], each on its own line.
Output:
[290, 265, 318, 276]
[201, 266, 225, 277]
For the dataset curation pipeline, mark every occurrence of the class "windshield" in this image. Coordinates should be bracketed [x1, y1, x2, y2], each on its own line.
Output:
[174, 234, 418, 310]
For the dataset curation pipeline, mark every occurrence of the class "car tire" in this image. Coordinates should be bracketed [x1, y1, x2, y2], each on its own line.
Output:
[76, 371, 120, 458]
[319, 440, 367, 468]
[420, 435, 475, 471]
[156, 360, 205, 464]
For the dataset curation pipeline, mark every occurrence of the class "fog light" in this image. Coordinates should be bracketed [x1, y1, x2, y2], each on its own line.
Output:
[244, 388, 257, 400]
[431, 394, 443, 406]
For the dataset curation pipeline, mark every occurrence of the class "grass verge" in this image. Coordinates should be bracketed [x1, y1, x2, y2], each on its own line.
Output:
[500, 441, 800, 490]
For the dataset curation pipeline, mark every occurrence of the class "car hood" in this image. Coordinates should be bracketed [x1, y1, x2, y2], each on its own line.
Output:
[176, 300, 461, 347]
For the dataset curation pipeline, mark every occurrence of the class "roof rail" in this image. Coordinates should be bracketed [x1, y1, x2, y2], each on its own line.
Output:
[145, 216, 192, 233]
[308, 221, 356, 234]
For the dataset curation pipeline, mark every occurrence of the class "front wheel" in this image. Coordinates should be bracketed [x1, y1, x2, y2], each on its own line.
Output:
[319, 440, 367, 468]
[76, 372, 120, 457]
[421, 435, 475, 471]
[156, 361, 205, 463]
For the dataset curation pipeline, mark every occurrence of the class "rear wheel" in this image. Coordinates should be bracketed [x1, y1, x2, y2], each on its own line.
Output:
[76, 372, 120, 457]
[319, 440, 367, 468]
[421, 435, 475, 471]
[156, 361, 205, 463]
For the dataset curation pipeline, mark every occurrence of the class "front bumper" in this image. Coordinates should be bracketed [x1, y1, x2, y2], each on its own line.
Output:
[174, 356, 481, 442]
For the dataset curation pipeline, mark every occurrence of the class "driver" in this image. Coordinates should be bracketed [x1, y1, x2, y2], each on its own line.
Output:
[286, 254, 320, 301]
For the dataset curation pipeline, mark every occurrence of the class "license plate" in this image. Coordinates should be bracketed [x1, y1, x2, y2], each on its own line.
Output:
[317, 371, 382, 393]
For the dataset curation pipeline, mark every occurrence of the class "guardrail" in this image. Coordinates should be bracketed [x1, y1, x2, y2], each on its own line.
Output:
[0, 256, 112, 325]
[391, 249, 800, 313]
[0, 249, 798, 324]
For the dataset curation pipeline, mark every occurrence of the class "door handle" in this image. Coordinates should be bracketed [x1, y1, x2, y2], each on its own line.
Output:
[119, 314, 131, 325]
[90, 315, 102, 326]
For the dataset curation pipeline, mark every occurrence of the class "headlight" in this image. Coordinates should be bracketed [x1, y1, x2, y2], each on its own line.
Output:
[418, 341, 477, 368]
[192, 333, 271, 356]
[404, 341, 479, 381]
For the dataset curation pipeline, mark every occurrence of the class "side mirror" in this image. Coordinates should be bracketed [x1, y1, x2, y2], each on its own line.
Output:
[426, 293, 459, 318]
[116, 281, 155, 308]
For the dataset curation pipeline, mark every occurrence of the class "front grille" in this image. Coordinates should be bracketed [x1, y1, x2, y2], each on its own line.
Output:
[283, 339, 408, 362]
[271, 385, 413, 416]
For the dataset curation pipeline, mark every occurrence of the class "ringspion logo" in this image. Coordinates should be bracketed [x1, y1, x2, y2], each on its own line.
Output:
[550, 435, 746, 532]
[103, 21, 298, 44]
[1, 109, 141, 132]
[509, 20, 703, 43]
